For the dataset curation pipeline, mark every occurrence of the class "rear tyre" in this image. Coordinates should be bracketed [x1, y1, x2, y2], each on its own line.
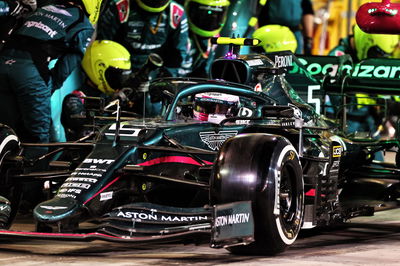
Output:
[210, 133, 304, 255]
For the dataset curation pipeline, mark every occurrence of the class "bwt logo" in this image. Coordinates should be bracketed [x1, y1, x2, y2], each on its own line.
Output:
[83, 159, 115, 164]
[332, 146, 342, 157]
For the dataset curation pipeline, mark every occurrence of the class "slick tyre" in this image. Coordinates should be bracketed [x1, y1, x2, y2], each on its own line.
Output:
[210, 133, 304, 255]
[0, 123, 20, 171]
[0, 124, 21, 227]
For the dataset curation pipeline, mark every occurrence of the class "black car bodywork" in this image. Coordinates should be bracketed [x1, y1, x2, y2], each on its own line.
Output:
[0, 39, 400, 255]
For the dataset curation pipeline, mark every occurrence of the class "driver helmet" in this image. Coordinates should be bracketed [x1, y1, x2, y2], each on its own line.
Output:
[82, 40, 132, 95]
[80, 0, 104, 24]
[135, 0, 171, 12]
[193, 92, 239, 123]
[185, 0, 230, 37]
[252, 25, 297, 53]
[353, 24, 398, 60]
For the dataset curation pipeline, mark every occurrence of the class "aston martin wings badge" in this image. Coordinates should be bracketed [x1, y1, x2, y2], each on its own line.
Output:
[199, 131, 238, 151]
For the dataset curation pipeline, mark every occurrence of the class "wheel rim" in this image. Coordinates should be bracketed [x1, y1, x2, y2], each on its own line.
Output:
[278, 161, 302, 240]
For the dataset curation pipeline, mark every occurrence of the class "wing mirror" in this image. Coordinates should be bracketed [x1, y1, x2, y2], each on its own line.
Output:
[356, 0, 400, 34]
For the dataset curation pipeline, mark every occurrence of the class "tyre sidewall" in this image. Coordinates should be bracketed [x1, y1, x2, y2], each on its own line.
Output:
[256, 139, 304, 249]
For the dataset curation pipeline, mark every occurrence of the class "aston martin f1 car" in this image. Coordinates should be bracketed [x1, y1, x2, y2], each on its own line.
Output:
[0, 38, 399, 256]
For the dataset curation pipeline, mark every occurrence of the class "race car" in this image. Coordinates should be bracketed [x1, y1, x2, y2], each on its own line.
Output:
[0, 37, 399, 256]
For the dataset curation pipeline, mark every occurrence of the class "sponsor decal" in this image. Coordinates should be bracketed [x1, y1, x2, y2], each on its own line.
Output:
[131, 42, 162, 50]
[73, 166, 106, 172]
[42, 13, 67, 28]
[199, 131, 238, 150]
[351, 64, 400, 79]
[236, 107, 253, 125]
[100, 191, 113, 201]
[281, 120, 296, 127]
[289, 57, 352, 77]
[288, 150, 295, 160]
[214, 212, 250, 227]
[70, 172, 102, 177]
[116, 0, 129, 23]
[333, 145, 342, 157]
[24, 21, 58, 38]
[246, 59, 264, 66]
[96, 62, 107, 89]
[57, 194, 76, 199]
[170, 2, 184, 29]
[211, 201, 254, 247]
[65, 177, 97, 183]
[58, 188, 81, 194]
[274, 55, 293, 68]
[116, 211, 208, 222]
[238, 107, 253, 117]
[254, 83, 262, 92]
[61, 182, 91, 189]
[83, 158, 115, 164]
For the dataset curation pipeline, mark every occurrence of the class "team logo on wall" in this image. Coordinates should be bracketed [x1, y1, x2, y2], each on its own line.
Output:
[199, 131, 238, 151]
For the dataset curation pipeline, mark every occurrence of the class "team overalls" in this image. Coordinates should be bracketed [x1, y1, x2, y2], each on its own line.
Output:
[0, 3, 93, 158]
[97, 0, 191, 77]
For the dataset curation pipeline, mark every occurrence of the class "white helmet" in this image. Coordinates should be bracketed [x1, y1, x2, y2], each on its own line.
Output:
[193, 92, 239, 123]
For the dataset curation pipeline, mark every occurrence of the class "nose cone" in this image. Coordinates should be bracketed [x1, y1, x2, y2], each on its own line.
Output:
[34, 197, 82, 223]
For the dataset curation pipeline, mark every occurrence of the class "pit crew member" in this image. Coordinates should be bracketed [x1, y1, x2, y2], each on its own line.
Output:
[257, 0, 314, 54]
[61, 40, 132, 140]
[328, 24, 398, 135]
[183, 0, 230, 78]
[0, 0, 101, 161]
[97, 0, 191, 77]
[251, 24, 298, 54]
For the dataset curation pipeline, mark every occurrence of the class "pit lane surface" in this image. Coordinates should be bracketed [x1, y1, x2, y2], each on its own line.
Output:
[0, 208, 399, 266]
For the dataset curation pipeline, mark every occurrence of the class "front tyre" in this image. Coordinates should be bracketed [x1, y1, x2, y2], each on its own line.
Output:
[210, 133, 304, 255]
[0, 124, 21, 227]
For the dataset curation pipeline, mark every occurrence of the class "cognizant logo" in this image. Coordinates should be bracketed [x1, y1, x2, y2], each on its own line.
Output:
[289, 58, 352, 77]
[351, 64, 400, 79]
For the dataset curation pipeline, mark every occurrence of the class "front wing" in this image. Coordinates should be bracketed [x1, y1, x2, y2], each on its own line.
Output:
[0, 201, 254, 249]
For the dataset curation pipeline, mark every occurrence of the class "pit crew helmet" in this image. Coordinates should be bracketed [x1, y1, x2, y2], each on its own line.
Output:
[185, 0, 230, 37]
[353, 24, 398, 60]
[135, 0, 171, 12]
[80, 0, 104, 24]
[252, 24, 297, 53]
[193, 92, 239, 123]
[82, 40, 131, 95]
